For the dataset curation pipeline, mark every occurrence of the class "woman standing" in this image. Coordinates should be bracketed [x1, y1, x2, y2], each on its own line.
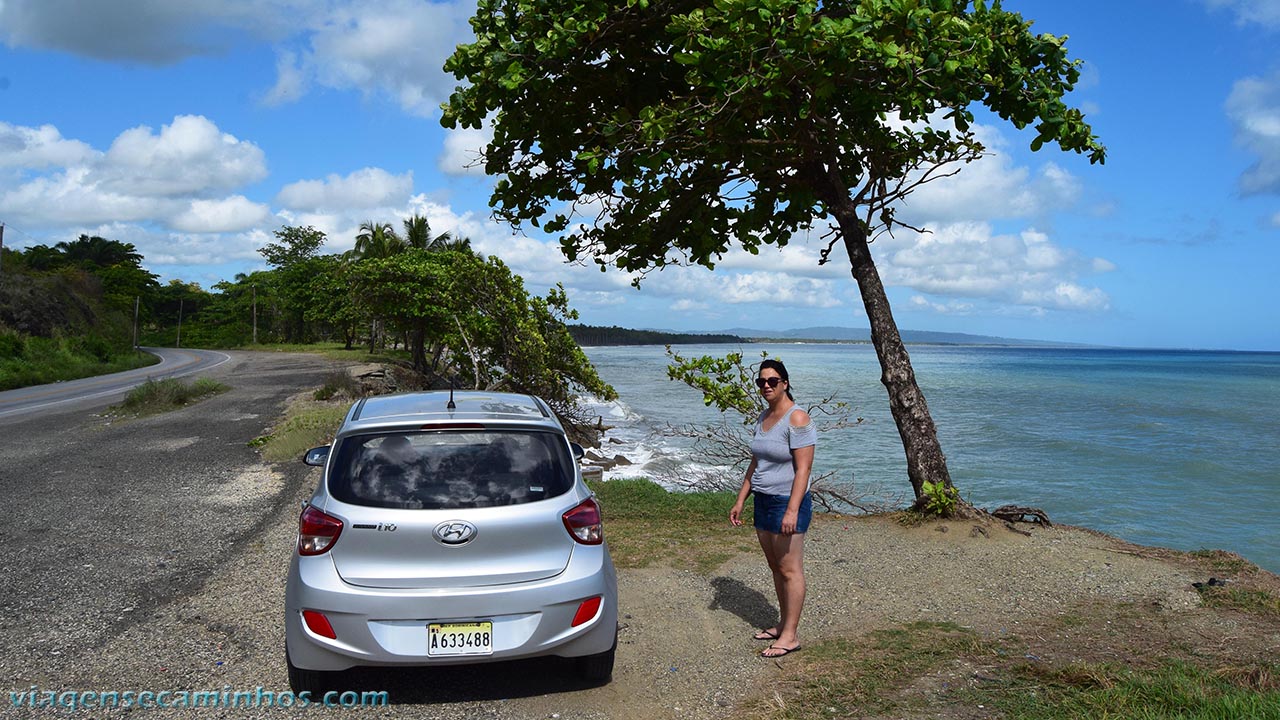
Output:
[730, 359, 816, 658]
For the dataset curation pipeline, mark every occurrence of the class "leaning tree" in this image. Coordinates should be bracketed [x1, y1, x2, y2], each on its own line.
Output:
[442, 0, 1105, 508]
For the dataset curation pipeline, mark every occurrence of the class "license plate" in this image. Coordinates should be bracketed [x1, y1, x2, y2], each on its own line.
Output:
[427, 621, 493, 657]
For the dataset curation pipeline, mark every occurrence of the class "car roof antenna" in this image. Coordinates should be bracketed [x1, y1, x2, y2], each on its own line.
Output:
[447, 377, 456, 410]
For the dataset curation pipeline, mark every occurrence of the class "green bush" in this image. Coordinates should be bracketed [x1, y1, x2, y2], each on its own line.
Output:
[0, 331, 23, 359]
[117, 377, 229, 416]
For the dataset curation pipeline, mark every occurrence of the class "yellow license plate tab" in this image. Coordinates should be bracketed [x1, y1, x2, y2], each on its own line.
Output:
[427, 621, 493, 657]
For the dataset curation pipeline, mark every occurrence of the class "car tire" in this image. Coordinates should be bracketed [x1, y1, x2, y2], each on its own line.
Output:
[576, 637, 617, 685]
[286, 647, 336, 697]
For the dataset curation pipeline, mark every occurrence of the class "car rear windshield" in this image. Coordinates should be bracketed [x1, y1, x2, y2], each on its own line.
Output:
[329, 429, 575, 509]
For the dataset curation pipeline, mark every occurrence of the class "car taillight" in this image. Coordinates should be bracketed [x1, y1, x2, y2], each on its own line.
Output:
[572, 596, 603, 627]
[298, 505, 343, 555]
[302, 610, 337, 639]
[563, 497, 603, 545]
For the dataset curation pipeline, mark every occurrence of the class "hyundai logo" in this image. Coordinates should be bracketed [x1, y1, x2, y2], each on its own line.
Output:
[433, 520, 477, 546]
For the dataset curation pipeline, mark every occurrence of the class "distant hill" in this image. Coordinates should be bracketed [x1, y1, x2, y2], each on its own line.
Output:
[574, 323, 1085, 348]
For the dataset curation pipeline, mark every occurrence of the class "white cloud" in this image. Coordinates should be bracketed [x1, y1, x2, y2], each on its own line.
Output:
[1226, 71, 1280, 195]
[1, 0, 476, 115]
[276, 168, 414, 211]
[439, 126, 491, 176]
[101, 115, 267, 196]
[897, 123, 1083, 223]
[1205, 0, 1280, 28]
[170, 196, 273, 233]
[0, 116, 268, 230]
[263, 50, 308, 106]
[0, 0, 309, 64]
[1, 168, 171, 225]
[877, 223, 1112, 312]
[289, 0, 476, 116]
[670, 299, 710, 312]
[909, 296, 974, 315]
[652, 268, 844, 309]
[0, 122, 97, 168]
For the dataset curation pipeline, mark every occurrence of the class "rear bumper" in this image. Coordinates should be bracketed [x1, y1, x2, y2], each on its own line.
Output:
[285, 544, 618, 672]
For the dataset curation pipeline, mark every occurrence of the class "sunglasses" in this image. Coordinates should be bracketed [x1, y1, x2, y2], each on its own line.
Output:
[755, 377, 784, 389]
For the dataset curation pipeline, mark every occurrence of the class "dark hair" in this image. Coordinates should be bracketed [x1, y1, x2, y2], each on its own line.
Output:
[758, 358, 795, 401]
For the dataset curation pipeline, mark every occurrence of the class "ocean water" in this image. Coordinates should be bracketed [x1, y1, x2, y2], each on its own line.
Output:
[581, 343, 1280, 575]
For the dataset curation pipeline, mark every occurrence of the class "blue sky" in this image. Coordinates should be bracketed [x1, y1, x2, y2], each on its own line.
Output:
[1, 1, 1278, 351]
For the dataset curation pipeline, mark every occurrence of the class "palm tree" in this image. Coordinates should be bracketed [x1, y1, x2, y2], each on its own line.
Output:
[402, 214, 451, 251]
[353, 221, 405, 259]
[55, 235, 144, 269]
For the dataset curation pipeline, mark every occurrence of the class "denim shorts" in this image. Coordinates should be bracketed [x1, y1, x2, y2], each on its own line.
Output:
[753, 491, 812, 534]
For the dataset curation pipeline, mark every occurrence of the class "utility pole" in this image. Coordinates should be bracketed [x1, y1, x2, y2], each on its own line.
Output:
[0, 222, 5, 277]
[132, 296, 140, 349]
[176, 298, 184, 348]
[252, 284, 258, 344]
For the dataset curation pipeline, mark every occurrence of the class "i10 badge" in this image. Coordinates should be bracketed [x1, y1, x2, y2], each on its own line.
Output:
[433, 520, 477, 546]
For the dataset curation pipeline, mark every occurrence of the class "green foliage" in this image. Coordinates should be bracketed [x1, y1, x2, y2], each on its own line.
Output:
[442, 0, 1105, 277]
[920, 479, 959, 517]
[666, 347, 764, 421]
[0, 330, 24, 359]
[259, 226, 327, 268]
[348, 249, 617, 414]
[0, 337, 156, 391]
[352, 220, 406, 260]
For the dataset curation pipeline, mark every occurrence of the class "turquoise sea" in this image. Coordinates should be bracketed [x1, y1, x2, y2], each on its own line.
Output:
[582, 344, 1280, 575]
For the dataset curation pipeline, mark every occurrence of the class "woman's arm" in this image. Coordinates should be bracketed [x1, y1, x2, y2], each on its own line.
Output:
[729, 457, 758, 526]
[780, 410, 814, 534]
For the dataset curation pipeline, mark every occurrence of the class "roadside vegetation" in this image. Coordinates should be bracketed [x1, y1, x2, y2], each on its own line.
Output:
[1, 221, 615, 443]
[740, 616, 1280, 720]
[0, 333, 157, 390]
[112, 377, 229, 418]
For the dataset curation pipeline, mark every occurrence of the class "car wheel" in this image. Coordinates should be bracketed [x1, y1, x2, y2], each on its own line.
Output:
[286, 647, 336, 697]
[576, 637, 617, 684]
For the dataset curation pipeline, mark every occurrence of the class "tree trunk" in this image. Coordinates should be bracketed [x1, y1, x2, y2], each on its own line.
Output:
[411, 324, 427, 373]
[828, 209, 953, 502]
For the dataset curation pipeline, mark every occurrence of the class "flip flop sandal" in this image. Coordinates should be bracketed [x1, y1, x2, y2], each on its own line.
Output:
[753, 629, 780, 641]
[761, 644, 802, 658]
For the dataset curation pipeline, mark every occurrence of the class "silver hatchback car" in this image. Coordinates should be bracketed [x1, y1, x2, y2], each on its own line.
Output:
[285, 391, 618, 694]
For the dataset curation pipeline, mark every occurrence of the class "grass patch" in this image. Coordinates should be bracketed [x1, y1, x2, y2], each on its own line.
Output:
[114, 377, 229, 417]
[741, 621, 984, 719]
[314, 369, 360, 401]
[974, 659, 1280, 719]
[1197, 586, 1280, 616]
[236, 341, 409, 366]
[589, 478, 757, 573]
[1188, 549, 1256, 575]
[254, 404, 349, 463]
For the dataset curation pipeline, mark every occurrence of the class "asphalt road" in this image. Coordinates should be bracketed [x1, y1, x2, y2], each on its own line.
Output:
[0, 351, 339, 699]
[0, 347, 233, 420]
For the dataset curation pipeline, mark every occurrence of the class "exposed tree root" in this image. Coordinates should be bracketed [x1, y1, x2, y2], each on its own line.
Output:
[990, 504, 1053, 527]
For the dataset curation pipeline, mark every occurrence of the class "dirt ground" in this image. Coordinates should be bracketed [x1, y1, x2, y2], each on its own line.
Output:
[597, 513, 1280, 719]
[11, 474, 1277, 720]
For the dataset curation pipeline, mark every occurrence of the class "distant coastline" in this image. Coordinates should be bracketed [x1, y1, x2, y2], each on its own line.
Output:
[568, 323, 1093, 348]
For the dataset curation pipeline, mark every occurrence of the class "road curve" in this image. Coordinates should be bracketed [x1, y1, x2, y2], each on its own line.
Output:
[0, 347, 232, 420]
